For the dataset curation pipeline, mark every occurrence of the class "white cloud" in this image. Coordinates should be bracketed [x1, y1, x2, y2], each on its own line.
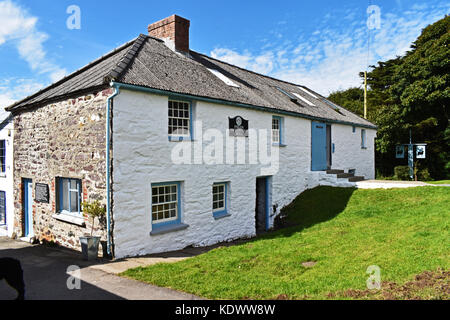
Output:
[210, 2, 450, 95]
[0, 0, 66, 104]
[0, 78, 44, 108]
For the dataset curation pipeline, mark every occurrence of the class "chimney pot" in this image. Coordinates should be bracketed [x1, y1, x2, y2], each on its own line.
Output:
[148, 15, 190, 53]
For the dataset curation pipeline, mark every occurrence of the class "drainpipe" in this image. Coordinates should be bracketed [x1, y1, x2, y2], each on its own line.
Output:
[106, 82, 120, 257]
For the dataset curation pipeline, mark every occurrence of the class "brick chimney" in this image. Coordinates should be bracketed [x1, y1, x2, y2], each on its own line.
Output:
[148, 15, 190, 53]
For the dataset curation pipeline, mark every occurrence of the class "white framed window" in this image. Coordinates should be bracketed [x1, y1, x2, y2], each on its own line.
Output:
[361, 129, 367, 149]
[272, 117, 281, 144]
[168, 100, 191, 139]
[0, 140, 5, 173]
[212, 183, 226, 213]
[57, 178, 81, 216]
[0, 191, 5, 225]
[151, 183, 179, 224]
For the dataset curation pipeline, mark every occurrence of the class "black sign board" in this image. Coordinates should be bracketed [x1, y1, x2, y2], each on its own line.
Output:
[35, 183, 49, 203]
[229, 116, 249, 137]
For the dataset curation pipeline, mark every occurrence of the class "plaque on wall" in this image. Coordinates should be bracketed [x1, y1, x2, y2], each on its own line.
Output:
[35, 183, 49, 203]
[229, 116, 249, 137]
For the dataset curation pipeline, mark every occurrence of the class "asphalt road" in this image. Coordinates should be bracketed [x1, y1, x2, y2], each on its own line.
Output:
[0, 237, 201, 300]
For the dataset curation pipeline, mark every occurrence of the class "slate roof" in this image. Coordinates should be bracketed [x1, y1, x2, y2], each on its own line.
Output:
[6, 34, 376, 128]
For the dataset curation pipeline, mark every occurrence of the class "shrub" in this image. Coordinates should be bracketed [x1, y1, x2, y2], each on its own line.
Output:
[394, 166, 411, 180]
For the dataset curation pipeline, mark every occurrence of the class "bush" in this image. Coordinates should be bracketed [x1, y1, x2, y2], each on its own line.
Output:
[394, 166, 411, 180]
[418, 168, 432, 181]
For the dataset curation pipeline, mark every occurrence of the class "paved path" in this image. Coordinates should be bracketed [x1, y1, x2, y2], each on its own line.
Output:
[0, 237, 201, 300]
[355, 180, 433, 189]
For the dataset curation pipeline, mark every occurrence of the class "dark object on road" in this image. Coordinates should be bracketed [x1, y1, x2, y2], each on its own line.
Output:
[0, 258, 25, 300]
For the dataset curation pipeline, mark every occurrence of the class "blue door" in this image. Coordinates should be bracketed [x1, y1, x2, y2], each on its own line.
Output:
[23, 179, 33, 237]
[311, 122, 327, 171]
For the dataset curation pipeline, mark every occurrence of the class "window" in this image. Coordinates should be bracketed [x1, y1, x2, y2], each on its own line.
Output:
[0, 140, 5, 173]
[57, 178, 81, 215]
[352, 126, 356, 133]
[361, 129, 367, 149]
[272, 116, 284, 146]
[291, 92, 316, 107]
[0, 191, 5, 225]
[151, 183, 180, 225]
[207, 69, 240, 88]
[168, 100, 191, 140]
[212, 183, 228, 218]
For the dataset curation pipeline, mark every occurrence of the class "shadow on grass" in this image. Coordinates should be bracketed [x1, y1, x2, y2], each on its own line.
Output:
[262, 186, 356, 240]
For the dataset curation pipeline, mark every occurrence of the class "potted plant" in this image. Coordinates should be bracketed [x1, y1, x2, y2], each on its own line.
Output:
[79, 200, 106, 261]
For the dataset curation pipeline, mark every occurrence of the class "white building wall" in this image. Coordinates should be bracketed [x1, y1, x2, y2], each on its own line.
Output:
[332, 124, 377, 179]
[0, 118, 14, 237]
[112, 89, 376, 258]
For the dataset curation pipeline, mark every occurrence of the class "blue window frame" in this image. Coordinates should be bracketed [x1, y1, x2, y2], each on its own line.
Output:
[168, 99, 193, 141]
[352, 126, 356, 133]
[361, 129, 367, 149]
[0, 140, 6, 173]
[151, 182, 182, 228]
[0, 191, 5, 225]
[57, 178, 81, 216]
[212, 182, 229, 218]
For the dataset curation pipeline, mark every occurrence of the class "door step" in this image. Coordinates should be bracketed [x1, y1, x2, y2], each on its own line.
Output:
[326, 169, 344, 174]
[336, 173, 354, 179]
[348, 176, 365, 182]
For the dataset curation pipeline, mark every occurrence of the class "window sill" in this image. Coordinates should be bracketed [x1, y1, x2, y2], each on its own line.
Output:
[150, 223, 189, 235]
[168, 136, 192, 142]
[272, 143, 287, 147]
[213, 212, 231, 220]
[52, 213, 86, 227]
[361, 147, 367, 150]
[0, 173, 6, 178]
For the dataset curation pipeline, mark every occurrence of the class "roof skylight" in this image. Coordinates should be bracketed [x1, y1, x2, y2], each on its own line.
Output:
[291, 92, 316, 107]
[276, 87, 298, 102]
[207, 68, 240, 88]
[298, 87, 319, 99]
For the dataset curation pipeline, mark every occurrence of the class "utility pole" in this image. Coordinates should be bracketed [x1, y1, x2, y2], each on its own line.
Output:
[364, 71, 368, 119]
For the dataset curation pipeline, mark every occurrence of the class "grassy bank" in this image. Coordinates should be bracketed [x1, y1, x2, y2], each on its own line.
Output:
[122, 186, 449, 299]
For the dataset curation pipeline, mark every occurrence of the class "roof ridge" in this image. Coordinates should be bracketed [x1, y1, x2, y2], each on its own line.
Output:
[105, 34, 148, 83]
[5, 36, 138, 111]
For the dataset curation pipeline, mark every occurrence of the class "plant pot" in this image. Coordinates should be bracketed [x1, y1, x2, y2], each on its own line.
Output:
[79, 236, 100, 261]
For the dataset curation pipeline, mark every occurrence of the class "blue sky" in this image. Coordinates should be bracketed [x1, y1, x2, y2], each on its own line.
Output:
[0, 0, 449, 108]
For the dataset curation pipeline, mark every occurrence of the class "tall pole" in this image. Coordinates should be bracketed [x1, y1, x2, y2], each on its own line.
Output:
[364, 71, 368, 119]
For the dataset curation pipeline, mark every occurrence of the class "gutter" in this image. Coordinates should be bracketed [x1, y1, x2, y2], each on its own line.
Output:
[110, 81, 377, 130]
[105, 83, 120, 257]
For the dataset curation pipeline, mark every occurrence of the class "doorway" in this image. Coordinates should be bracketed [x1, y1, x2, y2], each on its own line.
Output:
[311, 122, 332, 171]
[22, 178, 33, 238]
[255, 177, 270, 234]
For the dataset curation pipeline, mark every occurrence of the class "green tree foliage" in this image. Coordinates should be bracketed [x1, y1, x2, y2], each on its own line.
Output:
[328, 16, 450, 179]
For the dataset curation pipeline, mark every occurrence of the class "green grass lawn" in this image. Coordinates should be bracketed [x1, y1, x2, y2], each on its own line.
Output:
[427, 180, 450, 185]
[122, 186, 450, 300]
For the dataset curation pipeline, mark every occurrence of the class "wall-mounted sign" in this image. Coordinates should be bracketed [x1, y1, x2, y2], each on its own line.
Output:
[395, 145, 405, 159]
[35, 183, 49, 203]
[416, 145, 426, 159]
[229, 116, 249, 137]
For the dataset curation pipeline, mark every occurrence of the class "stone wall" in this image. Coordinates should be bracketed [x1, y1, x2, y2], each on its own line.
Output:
[12, 89, 112, 250]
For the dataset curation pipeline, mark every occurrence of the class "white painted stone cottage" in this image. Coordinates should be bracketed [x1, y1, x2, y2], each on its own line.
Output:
[0, 109, 14, 237]
[6, 15, 377, 259]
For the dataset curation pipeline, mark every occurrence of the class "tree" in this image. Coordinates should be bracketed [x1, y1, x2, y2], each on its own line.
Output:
[328, 16, 450, 179]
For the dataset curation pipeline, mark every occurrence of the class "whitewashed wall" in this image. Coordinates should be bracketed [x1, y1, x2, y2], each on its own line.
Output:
[112, 89, 376, 258]
[0, 117, 14, 237]
[332, 123, 376, 179]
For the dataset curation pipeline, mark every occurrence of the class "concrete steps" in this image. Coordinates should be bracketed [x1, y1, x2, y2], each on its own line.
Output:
[326, 169, 366, 183]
